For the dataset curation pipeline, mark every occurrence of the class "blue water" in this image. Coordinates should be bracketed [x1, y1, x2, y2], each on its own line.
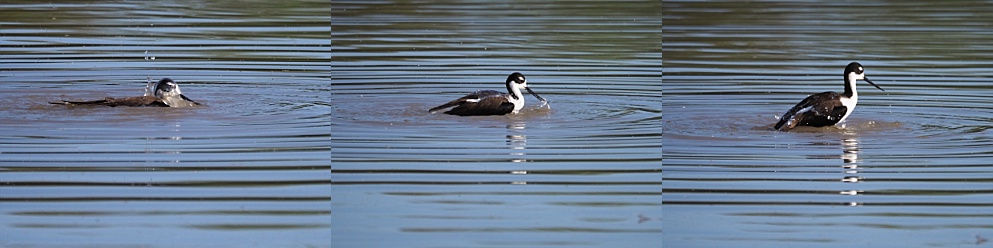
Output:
[664, 1, 993, 247]
[331, 1, 662, 247]
[2, 0, 663, 247]
[1, 1, 331, 247]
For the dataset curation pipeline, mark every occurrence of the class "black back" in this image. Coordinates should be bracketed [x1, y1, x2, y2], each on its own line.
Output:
[429, 90, 514, 116]
[774, 91, 847, 131]
[50, 96, 169, 107]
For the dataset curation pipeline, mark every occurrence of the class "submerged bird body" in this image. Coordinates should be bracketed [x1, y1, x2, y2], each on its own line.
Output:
[429, 72, 546, 116]
[774, 62, 884, 131]
[53, 96, 169, 107]
[51, 78, 200, 107]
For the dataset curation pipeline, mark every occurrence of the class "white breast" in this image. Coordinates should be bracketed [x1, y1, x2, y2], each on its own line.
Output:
[507, 95, 524, 113]
[837, 95, 858, 123]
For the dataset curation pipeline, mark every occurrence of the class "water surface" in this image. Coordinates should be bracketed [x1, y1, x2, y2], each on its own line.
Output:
[332, 1, 662, 247]
[1, 1, 330, 246]
[4, 0, 662, 247]
[664, 1, 993, 247]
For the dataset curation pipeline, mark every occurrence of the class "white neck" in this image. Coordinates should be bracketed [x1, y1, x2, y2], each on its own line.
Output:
[847, 76, 858, 98]
[838, 77, 859, 123]
[508, 86, 525, 113]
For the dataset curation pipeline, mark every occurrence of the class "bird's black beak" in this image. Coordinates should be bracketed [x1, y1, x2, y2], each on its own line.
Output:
[180, 94, 201, 105]
[864, 77, 884, 92]
[525, 87, 546, 102]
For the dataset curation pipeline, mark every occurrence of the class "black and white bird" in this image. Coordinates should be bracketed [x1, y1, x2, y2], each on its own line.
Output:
[774, 62, 884, 131]
[50, 78, 200, 107]
[144, 78, 199, 107]
[429, 72, 547, 116]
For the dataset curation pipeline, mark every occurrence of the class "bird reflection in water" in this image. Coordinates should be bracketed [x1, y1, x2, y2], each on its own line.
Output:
[506, 118, 529, 185]
[839, 130, 864, 206]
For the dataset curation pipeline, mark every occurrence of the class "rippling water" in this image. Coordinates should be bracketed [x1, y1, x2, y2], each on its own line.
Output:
[2, 0, 662, 247]
[1, 1, 330, 246]
[664, 1, 993, 247]
[332, 1, 662, 247]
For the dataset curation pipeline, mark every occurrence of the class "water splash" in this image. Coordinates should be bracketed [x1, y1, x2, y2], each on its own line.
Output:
[535, 100, 550, 109]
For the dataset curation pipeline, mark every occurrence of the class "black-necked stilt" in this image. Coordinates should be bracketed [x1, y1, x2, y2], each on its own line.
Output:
[50, 78, 201, 107]
[774, 62, 884, 131]
[429, 72, 547, 116]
